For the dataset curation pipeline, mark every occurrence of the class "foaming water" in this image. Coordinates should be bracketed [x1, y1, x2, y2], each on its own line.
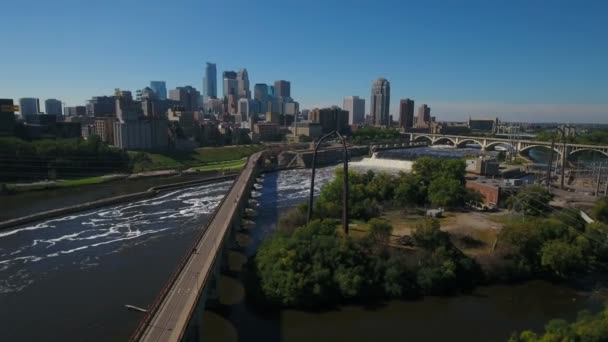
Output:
[0, 181, 231, 294]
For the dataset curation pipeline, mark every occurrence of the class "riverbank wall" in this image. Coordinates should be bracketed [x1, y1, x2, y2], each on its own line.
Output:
[0, 175, 237, 231]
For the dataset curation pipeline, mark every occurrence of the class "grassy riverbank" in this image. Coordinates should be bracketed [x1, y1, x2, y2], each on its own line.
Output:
[129, 145, 264, 172]
[2, 144, 262, 194]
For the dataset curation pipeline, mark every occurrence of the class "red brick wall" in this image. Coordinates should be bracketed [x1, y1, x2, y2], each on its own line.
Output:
[466, 181, 500, 207]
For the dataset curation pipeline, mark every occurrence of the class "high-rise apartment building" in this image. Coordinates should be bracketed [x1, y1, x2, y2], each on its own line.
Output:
[237, 68, 251, 99]
[370, 78, 390, 126]
[150, 81, 167, 100]
[274, 80, 290, 98]
[399, 99, 415, 129]
[203, 63, 217, 99]
[343, 96, 365, 125]
[19, 98, 40, 122]
[416, 104, 431, 128]
[45, 99, 62, 115]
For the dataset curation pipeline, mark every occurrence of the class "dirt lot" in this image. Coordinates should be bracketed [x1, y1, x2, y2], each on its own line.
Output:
[374, 209, 508, 256]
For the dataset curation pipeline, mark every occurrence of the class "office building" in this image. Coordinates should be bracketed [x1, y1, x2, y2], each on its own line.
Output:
[203, 63, 217, 99]
[19, 98, 40, 123]
[86, 96, 115, 117]
[268, 85, 275, 97]
[150, 81, 167, 100]
[169, 86, 200, 111]
[254, 83, 268, 100]
[343, 96, 365, 125]
[168, 108, 196, 138]
[94, 117, 115, 144]
[468, 116, 498, 133]
[288, 121, 322, 141]
[0, 99, 16, 136]
[115, 90, 141, 122]
[64, 106, 87, 117]
[309, 107, 349, 134]
[44, 99, 62, 115]
[370, 78, 390, 126]
[237, 68, 251, 99]
[274, 80, 290, 98]
[416, 104, 431, 128]
[238, 98, 250, 122]
[399, 99, 415, 129]
[283, 101, 299, 116]
[223, 71, 238, 98]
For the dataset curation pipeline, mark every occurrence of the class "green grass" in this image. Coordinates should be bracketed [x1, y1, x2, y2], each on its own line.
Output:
[55, 176, 110, 187]
[191, 159, 246, 172]
[129, 145, 264, 172]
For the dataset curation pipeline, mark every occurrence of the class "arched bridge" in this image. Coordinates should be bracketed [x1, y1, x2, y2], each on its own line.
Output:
[409, 133, 608, 158]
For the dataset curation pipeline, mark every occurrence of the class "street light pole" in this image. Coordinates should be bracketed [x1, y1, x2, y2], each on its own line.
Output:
[307, 130, 350, 234]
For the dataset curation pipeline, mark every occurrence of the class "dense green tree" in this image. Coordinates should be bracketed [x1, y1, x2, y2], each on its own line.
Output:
[591, 198, 608, 224]
[428, 176, 464, 208]
[510, 305, 608, 342]
[411, 218, 450, 250]
[394, 173, 426, 206]
[416, 246, 480, 295]
[367, 218, 393, 245]
[540, 240, 586, 277]
[0, 136, 129, 181]
[351, 126, 401, 144]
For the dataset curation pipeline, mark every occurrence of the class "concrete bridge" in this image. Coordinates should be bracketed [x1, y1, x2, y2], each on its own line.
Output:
[409, 133, 608, 159]
[130, 152, 264, 342]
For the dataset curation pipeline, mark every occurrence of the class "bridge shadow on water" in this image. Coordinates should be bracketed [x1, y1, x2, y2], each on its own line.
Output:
[202, 171, 284, 342]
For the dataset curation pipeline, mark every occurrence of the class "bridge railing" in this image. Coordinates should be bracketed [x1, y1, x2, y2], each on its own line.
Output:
[128, 152, 261, 342]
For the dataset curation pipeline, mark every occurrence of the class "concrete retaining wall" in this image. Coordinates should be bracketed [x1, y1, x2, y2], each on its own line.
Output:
[0, 175, 237, 231]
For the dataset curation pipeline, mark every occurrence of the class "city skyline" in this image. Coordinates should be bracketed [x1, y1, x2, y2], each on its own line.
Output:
[1, 0, 607, 123]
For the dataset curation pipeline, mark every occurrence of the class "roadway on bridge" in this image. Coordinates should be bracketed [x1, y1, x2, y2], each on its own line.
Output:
[136, 153, 260, 342]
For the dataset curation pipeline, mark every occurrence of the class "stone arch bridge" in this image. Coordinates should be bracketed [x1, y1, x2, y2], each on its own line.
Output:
[408, 133, 608, 159]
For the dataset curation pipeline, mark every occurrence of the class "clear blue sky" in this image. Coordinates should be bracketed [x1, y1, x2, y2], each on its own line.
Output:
[2, 0, 607, 122]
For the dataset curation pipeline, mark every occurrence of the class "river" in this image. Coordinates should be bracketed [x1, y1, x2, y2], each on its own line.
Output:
[0, 163, 604, 341]
[0, 181, 232, 341]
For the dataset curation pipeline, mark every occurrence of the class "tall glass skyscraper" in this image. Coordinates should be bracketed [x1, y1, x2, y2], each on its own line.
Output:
[149, 81, 167, 100]
[370, 78, 390, 126]
[203, 62, 217, 99]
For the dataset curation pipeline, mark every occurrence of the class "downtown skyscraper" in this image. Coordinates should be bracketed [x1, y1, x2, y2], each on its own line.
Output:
[370, 78, 390, 126]
[399, 98, 415, 129]
[237, 68, 250, 99]
[149, 81, 167, 100]
[203, 62, 217, 99]
[343, 96, 365, 125]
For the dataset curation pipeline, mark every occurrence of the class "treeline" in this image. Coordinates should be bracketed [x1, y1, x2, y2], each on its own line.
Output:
[311, 157, 479, 221]
[509, 305, 608, 342]
[0, 136, 129, 181]
[492, 186, 608, 280]
[249, 217, 481, 308]
[351, 126, 401, 144]
[536, 128, 608, 145]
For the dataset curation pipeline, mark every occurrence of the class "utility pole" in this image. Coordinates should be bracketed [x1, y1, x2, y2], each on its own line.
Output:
[596, 162, 603, 197]
[604, 166, 608, 197]
[546, 137, 555, 188]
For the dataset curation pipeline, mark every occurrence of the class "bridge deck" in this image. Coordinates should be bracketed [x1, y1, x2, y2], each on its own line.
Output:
[134, 152, 261, 342]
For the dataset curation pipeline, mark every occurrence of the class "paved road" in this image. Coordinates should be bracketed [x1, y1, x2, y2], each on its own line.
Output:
[136, 153, 261, 342]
